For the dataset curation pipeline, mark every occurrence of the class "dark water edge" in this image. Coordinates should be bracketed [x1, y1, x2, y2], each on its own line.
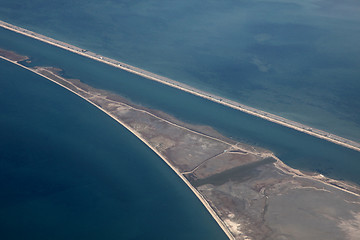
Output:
[0, 59, 228, 240]
[1, 27, 359, 185]
[193, 158, 277, 187]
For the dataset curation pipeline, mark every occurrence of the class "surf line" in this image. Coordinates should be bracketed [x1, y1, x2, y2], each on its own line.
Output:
[1, 19, 359, 153]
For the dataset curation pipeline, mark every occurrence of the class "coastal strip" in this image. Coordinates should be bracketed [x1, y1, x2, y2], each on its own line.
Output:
[0, 55, 236, 240]
[3, 52, 360, 239]
[1, 20, 360, 153]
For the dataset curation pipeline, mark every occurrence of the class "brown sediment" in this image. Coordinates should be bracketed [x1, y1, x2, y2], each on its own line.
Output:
[0, 48, 28, 62]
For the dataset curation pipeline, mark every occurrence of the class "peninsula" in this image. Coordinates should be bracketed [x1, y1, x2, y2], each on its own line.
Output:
[1, 49, 360, 239]
[0, 20, 359, 153]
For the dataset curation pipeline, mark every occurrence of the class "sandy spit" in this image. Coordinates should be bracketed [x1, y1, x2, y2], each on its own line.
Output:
[0, 55, 236, 240]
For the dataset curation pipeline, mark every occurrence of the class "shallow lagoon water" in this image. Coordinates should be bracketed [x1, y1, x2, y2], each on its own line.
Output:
[1, 0, 360, 141]
[1, 27, 360, 183]
[1, 1, 360, 238]
[0, 60, 228, 239]
[1, 27, 359, 184]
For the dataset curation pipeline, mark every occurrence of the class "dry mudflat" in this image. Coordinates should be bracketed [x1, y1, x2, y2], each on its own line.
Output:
[0, 48, 29, 62]
[1, 49, 360, 240]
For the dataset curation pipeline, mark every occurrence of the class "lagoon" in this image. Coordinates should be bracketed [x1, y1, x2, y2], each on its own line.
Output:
[0, 59, 228, 239]
[1, 0, 359, 142]
[1, 27, 359, 185]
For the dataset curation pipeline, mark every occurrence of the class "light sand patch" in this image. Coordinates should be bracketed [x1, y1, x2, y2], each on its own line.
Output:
[224, 218, 252, 240]
[339, 211, 360, 240]
[224, 218, 241, 235]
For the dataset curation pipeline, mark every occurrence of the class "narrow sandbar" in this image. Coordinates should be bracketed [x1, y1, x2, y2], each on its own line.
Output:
[0, 20, 359, 153]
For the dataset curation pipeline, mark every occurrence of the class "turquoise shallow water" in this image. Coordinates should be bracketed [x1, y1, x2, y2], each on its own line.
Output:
[0, 59, 228, 239]
[0, 0, 359, 141]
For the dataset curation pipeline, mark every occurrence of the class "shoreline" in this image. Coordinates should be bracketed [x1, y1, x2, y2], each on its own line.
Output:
[1, 20, 360, 153]
[2, 53, 360, 239]
[0, 55, 235, 240]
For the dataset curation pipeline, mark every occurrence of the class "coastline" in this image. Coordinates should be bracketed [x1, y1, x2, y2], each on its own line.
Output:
[1, 20, 360, 153]
[0, 55, 235, 240]
[2, 52, 360, 239]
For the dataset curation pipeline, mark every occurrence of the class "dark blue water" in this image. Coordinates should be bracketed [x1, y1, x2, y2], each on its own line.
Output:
[0, 59, 227, 239]
[0, 0, 359, 141]
[1, 27, 359, 184]
[1, 2, 360, 238]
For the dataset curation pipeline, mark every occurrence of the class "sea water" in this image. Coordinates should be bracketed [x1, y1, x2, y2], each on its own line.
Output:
[0, 59, 228, 239]
[1, 27, 359, 185]
[0, 0, 359, 141]
[1, 1, 360, 238]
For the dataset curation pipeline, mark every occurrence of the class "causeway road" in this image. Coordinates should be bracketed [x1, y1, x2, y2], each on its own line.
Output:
[1, 19, 359, 153]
